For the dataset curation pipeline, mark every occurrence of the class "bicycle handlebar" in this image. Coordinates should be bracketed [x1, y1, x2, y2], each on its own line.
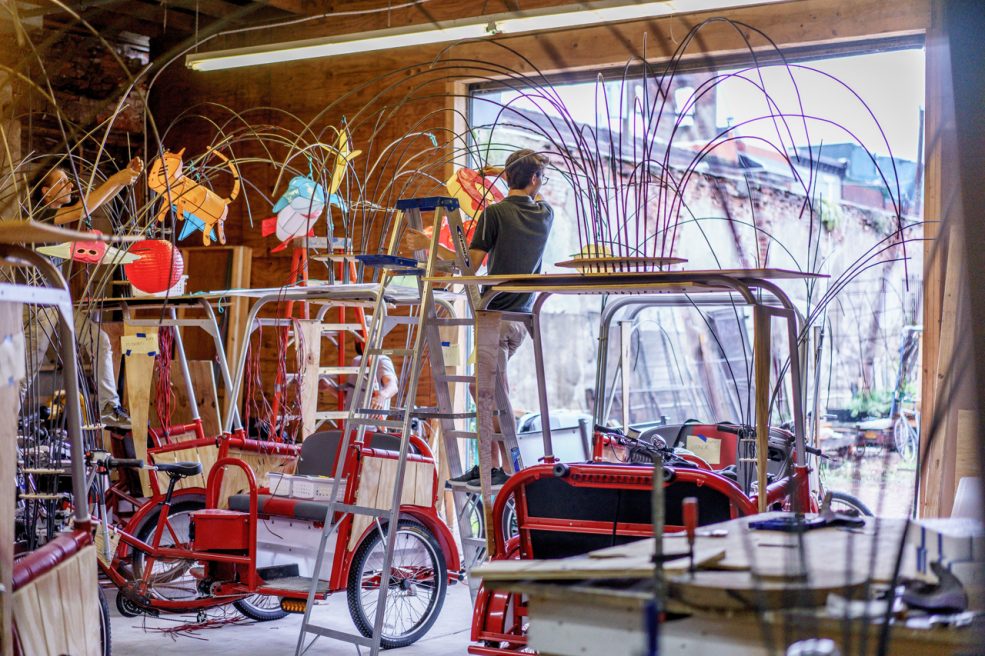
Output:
[105, 458, 144, 469]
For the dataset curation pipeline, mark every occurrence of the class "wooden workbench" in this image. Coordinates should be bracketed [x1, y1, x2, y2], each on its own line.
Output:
[474, 514, 979, 656]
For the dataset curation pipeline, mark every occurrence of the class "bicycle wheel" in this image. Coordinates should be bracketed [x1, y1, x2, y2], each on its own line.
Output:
[347, 519, 447, 649]
[131, 500, 202, 602]
[98, 585, 112, 656]
[502, 496, 518, 540]
[233, 594, 288, 621]
[828, 490, 873, 516]
[894, 416, 917, 462]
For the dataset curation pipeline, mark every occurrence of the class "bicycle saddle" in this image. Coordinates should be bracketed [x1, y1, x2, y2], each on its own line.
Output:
[155, 461, 202, 477]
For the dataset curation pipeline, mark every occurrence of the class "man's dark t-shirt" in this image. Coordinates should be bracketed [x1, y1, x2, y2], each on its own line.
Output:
[469, 195, 553, 313]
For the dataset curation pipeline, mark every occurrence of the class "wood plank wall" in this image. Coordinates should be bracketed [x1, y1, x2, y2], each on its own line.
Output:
[150, 0, 948, 468]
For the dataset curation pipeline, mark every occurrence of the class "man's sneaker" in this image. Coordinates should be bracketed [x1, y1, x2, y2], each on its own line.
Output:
[466, 467, 510, 490]
[445, 465, 480, 489]
[101, 405, 131, 429]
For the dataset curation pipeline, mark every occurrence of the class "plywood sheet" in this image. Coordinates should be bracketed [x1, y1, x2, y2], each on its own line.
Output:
[151, 432, 218, 492]
[348, 455, 432, 550]
[12, 545, 99, 656]
[297, 320, 323, 440]
[124, 324, 158, 495]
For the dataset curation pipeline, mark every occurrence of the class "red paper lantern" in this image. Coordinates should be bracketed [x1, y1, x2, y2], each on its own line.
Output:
[124, 239, 184, 293]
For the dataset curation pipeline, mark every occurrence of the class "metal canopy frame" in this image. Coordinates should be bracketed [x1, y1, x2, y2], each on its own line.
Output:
[221, 282, 462, 433]
[593, 291, 808, 430]
[0, 245, 90, 528]
[446, 269, 822, 508]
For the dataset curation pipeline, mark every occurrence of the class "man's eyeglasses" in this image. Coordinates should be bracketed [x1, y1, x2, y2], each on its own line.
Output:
[538, 171, 549, 183]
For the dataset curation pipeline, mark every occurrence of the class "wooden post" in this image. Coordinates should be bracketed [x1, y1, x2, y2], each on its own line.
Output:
[620, 321, 632, 430]
[754, 308, 771, 514]
[297, 320, 323, 440]
[124, 324, 158, 496]
[475, 310, 501, 556]
[0, 302, 23, 656]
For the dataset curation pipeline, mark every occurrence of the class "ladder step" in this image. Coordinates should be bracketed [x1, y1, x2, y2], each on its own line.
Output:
[445, 430, 478, 440]
[320, 323, 364, 333]
[314, 411, 349, 420]
[301, 624, 374, 648]
[349, 419, 405, 430]
[414, 410, 476, 420]
[434, 374, 473, 383]
[367, 348, 414, 357]
[386, 316, 419, 325]
[462, 537, 487, 547]
[431, 317, 473, 326]
[319, 366, 361, 376]
[334, 503, 392, 519]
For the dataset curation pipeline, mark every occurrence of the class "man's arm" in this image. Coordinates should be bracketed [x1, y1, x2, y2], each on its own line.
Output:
[467, 248, 487, 273]
[54, 158, 142, 226]
[371, 359, 399, 410]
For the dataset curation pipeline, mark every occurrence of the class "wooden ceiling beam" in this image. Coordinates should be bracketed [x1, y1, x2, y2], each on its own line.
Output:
[262, 0, 334, 15]
[164, 0, 254, 20]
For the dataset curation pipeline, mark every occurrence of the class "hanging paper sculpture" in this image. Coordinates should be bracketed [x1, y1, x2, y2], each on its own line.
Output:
[447, 168, 505, 219]
[37, 230, 141, 265]
[124, 239, 184, 294]
[149, 147, 240, 246]
[262, 130, 361, 252]
[261, 176, 328, 253]
[419, 168, 504, 255]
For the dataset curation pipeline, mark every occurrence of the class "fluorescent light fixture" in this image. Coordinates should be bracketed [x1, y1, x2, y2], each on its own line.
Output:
[187, 0, 783, 71]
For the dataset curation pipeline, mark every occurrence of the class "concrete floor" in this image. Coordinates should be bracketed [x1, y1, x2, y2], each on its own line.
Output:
[108, 583, 474, 655]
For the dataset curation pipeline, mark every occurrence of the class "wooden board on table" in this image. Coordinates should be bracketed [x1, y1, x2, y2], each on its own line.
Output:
[676, 514, 907, 583]
[476, 514, 907, 589]
[475, 546, 726, 582]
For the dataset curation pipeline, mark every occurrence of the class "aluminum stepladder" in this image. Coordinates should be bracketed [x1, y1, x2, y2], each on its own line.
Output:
[294, 196, 518, 654]
[406, 200, 526, 588]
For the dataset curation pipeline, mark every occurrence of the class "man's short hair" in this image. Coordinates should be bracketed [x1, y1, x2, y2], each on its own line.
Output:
[504, 149, 548, 190]
[30, 165, 69, 206]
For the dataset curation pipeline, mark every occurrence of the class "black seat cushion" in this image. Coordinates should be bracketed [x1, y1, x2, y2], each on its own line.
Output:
[228, 493, 331, 522]
[156, 461, 203, 477]
[297, 430, 419, 477]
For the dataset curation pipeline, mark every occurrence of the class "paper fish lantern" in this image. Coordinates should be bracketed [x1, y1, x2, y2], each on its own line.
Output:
[262, 176, 328, 252]
[124, 240, 184, 293]
[36, 230, 140, 265]
[262, 130, 362, 252]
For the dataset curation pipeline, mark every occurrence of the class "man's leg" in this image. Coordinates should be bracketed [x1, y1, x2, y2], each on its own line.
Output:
[494, 321, 527, 469]
[74, 309, 128, 427]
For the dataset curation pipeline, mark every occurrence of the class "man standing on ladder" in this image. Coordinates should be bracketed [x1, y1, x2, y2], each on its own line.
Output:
[407, 149, 554, 487]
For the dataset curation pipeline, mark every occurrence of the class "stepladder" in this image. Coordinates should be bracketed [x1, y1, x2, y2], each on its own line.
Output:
[295, 196, 517, 654]
[391, 198, 527, 587]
